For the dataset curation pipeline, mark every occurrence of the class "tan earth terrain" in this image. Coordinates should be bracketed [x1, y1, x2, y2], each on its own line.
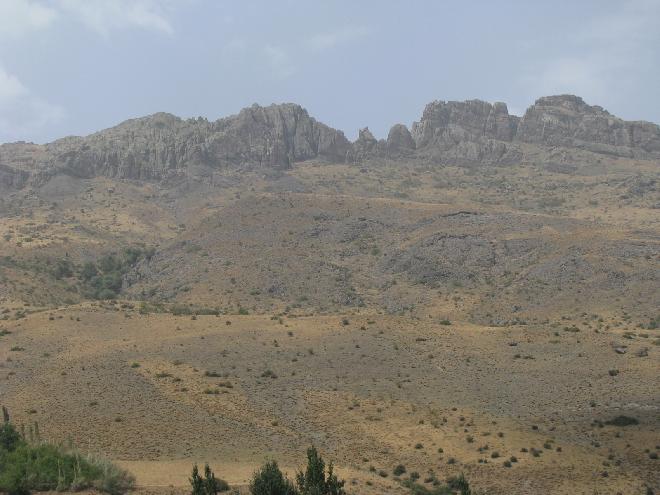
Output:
[1, 95, 658, 494]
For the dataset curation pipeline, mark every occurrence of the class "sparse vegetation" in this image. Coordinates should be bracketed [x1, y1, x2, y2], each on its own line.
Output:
[250, 460, 298, 495]
[604, 415, 639, 427]
[1, 99, 659, 495]
[393, 464, 406, 476]
[402, 471, 472, 495]
[189, 463, 229, 495]
[78, 247, 154, 300]
[0, 421, 134, 495]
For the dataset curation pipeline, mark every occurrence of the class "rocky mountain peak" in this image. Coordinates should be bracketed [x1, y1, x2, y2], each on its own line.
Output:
[516, 94, 660, 158]
[386, 124, 415, 154]
[1, 95, 658, 190]
[411, 99, 519, 149]
[0, 103, 351, 187]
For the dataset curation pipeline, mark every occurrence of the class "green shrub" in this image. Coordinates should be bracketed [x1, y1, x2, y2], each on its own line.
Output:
[401, 479, 452, 495]
[249, 447, 347, 495]
[205, 463, 230, 493]
[78, 247, 154, 300]
[0, 423, 22, 452]
[250, 461, 298, 495]
[0, 441, 133, 495]
[190, 463, 229, 495]
[604, 415, 639, 427]
[446, 473, 471, 495]
[86, 456, 135, 495]
[190, 463, 204, 495]
[296, 446, 345, 495]
[52, 259, 74, 280]
[80, 262, 98, 281]
[393, 464, 406, 476]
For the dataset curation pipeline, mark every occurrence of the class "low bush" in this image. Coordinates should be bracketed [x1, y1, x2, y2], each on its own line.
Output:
[0, 422, 134, 495]
[604, 415, 639, 427]
[190, 463, 229, 495]
[250, 460, 298, 495]
[248, 446, 346, 495]
[296, 446, 345, 495]
[393, 464, 406, 476]
[445, 473, 472, 495]
[79, 247, 154, 300]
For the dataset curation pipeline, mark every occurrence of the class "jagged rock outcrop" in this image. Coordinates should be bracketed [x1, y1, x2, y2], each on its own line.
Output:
[348, 124, 417, 162]
[218, 103, 351, 166]
[404, 94, 660, 165]
[1, 95, 658, 190]
[347, 127, 380, 163]
[386, 124, 415, 154]
[412, 100, 518, 146]
[515, 95, 660, 158]
[410, 99, 521, 165]
[0, 103, 350, 187]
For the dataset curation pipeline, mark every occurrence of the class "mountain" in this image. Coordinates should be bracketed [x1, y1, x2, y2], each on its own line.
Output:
[403, 94, 660, 165]
[0, 103, 350, 188]
[1, 95, 658, 190]
[1, 94, 658, 495]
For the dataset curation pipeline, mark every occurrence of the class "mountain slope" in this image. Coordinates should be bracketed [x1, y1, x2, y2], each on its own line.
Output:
[1, 95, 658, 190]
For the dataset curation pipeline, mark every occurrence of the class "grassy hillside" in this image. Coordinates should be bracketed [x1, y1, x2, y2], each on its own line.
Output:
[0, 155, 658, 494]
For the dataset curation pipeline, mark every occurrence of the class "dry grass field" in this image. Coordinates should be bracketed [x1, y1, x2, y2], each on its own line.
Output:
[1, 157, 658, 494]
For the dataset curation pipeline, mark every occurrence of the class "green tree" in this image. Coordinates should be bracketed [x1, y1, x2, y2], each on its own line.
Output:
[296, 447, 345, 495]
[250, 461, 298, 495]
[52, 259, 74, 280]
[0, 422, 23, 452]
[80, 262, 98, 281]
[98, 255, 120, 274]
[190, 464, 204, 495]
[123, 248, 143, 266]
[203, 464, 218, 495]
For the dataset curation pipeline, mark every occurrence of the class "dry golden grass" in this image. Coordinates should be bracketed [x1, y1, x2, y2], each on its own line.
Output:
[0, 157, 658, 494]
[1, 305, 658, 494]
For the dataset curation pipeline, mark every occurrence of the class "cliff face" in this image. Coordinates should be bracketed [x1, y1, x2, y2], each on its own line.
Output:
[403, 94, 660, 165]
[0, 103, 350, 186]
[515, 95, 660, 158]
[412, 99, 519, 146]
[409, 100, 521, 165]
[1, 95, 658, 189]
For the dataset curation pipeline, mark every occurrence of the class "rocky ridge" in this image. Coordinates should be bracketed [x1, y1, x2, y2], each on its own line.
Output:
[1, 95, 658, 189]
[0, 103, 350, 188]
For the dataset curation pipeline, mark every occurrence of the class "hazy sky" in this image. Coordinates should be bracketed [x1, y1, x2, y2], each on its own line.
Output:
[1, 0, 659, 143]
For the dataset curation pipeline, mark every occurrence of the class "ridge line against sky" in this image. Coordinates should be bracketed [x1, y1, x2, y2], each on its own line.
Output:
[0, 0, 659, 144]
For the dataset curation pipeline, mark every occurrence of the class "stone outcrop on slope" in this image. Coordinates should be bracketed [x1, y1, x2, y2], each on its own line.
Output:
[515, 95, 660, 159]
[386, 124, 416, 154]
[403, 94, 660, 165]
[1, 95, 658, 189]
[409, 99, 521, 165]
[0, 103, 350, 186]
[347, 127, 379, 163]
